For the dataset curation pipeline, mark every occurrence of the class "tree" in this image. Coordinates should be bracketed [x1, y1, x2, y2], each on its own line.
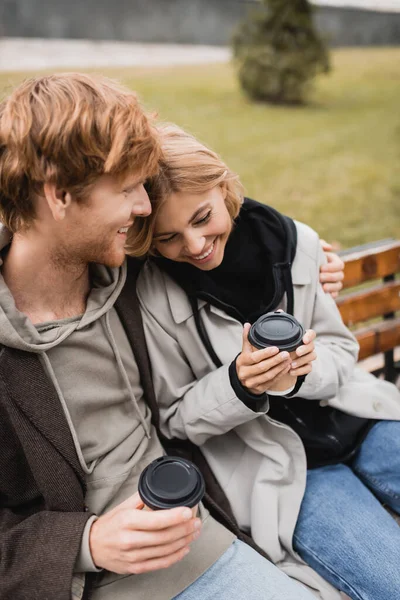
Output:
[232, 0, 330, 105]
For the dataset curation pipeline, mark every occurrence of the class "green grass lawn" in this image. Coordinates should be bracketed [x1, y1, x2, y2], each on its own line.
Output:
[1, 47, 399, 248]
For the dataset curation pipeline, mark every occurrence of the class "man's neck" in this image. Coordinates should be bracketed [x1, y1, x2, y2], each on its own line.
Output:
[2, 235, 90, 325]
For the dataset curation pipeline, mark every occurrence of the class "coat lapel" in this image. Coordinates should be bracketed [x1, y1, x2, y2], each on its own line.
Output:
[0, 345, 85, 483]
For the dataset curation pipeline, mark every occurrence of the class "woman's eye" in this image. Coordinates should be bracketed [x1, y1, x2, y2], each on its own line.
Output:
[158, 235, 176, 244]
[194, 210, 212, 226]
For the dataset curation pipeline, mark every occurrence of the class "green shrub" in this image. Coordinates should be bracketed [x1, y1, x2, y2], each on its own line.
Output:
[233, 0, 331, 105]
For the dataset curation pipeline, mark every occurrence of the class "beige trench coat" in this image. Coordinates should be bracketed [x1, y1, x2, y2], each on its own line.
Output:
[137, 221, 400, 599]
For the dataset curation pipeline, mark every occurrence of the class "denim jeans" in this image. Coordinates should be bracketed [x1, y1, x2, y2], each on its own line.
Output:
[293, 420, 400, 600]
[174, 539, 315, 600]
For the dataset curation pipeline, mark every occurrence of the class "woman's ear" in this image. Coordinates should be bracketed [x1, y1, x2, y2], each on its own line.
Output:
[43, 183, 73, 222]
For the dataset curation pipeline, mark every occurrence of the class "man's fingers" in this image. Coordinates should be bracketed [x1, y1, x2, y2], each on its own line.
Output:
[129, 506, 196, 531]
[125, 519, 201, 549]
[126, 531, 200, 565]
[129, 546, 191, 575]
[319, 270, 344, 282]
[320, 239, 332, 252]
[328, 290, 339, 299]
[320, 255, 344, 272]
[322, 282, 342, 296]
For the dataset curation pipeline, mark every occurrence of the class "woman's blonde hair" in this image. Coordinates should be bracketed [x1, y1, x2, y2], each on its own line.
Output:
[126, 123, 244, 257]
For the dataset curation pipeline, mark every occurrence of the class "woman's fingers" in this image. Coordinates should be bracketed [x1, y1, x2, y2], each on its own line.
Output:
[289, 363, 313, 377]
[290, 351, 317, 374]
[241, 322, 253, 353]
[300, 329, 316, 346]
[245, 363, 292, 392]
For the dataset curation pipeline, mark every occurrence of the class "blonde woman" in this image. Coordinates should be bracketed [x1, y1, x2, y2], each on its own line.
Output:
[129, 124, 400, 600]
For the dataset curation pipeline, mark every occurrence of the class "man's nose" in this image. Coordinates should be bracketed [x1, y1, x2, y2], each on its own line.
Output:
[185, 233, 206, 256]
[132, 184, 152, 217]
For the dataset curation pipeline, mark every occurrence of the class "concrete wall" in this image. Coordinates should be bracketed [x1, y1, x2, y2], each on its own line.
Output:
[315, 5, 400, 46]
[1, 0, 400, 47]
[0, 0, 254, 44]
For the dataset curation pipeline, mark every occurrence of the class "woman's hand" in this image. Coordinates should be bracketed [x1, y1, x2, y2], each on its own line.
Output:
[236, 323, 292, 395]
[289, 329, 317, 377]
[319, 239, 344, 299]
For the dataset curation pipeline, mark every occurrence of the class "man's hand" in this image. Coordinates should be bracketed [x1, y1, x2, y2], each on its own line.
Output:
[319, 240, 344, 299]
[236, 323, 292, 395]
[89, 492, 201, 575]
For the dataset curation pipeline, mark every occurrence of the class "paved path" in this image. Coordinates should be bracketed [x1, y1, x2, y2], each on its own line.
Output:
[0, 37, 231, 72]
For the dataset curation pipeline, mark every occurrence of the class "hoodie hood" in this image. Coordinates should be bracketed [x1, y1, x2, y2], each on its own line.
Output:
[0, 224, 127, 352]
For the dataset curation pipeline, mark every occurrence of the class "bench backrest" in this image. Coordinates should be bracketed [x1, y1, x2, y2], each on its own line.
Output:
[335, 239, 400, 381]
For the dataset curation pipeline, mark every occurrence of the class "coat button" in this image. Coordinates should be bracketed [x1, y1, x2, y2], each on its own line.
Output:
[373, 401, 382, 412]
[84, 505, 89, 512]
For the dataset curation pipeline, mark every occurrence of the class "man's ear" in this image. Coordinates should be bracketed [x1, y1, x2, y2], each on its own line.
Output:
[43, 183, 73, 222]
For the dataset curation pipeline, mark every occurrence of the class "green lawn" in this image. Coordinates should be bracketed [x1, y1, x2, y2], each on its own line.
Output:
[1, 47, 399, 248]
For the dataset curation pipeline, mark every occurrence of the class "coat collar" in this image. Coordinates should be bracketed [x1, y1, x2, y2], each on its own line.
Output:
[163, 248, 312, 325]
[291, 250, 312, 285]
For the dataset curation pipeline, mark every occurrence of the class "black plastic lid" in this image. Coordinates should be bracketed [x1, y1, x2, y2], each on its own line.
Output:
[248, 311, 304, 351]
[138, 456, 205, 510]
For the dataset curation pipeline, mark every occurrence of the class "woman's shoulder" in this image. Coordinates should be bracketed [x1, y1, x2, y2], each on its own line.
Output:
[137, 260, 192, 325]
[294, 220, 321, 262]
[137, 259, 164, 294]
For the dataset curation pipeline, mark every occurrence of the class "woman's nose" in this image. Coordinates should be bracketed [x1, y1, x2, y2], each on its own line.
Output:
[185, 234, 206, 256]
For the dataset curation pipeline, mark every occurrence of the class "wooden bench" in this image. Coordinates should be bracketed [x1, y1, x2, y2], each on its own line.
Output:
[336, 239, 400, 384]
[335, 239, 400, 598]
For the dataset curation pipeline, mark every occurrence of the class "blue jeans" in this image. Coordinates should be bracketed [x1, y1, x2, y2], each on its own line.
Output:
[293, 420, 400, 600]
[174, 539, 315, 600]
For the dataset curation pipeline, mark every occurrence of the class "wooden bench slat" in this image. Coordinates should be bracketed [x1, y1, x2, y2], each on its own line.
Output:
[337, 280, 400, 326]
[341, 241, 400, 289]
[355, 318, 400, 361]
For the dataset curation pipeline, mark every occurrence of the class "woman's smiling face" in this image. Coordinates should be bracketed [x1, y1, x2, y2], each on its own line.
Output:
[152, 185, 233, 270]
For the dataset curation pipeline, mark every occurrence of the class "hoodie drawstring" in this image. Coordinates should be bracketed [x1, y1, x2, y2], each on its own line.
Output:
[40, 352, 99, 475]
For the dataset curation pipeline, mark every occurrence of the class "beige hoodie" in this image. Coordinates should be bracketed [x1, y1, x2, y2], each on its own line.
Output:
[0, 226, 234, 600]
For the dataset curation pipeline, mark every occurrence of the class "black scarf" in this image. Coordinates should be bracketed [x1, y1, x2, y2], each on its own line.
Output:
[153, 198, 297, 324]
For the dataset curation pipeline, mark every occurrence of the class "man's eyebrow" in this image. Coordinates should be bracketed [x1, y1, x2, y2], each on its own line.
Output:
[153, 204, 211, 239]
